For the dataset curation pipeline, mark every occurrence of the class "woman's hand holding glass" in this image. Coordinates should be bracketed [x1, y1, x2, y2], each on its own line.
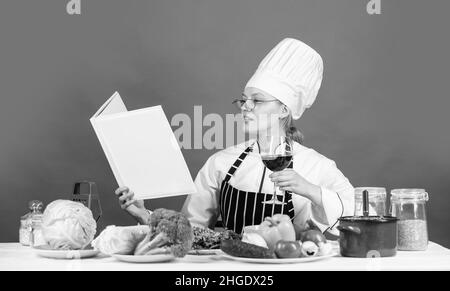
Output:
[269, 169, 323, 206]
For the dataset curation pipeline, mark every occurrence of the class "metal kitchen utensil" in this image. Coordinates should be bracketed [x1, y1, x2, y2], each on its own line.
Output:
[71, 181, 102, 222]
[363, 190, 369, 217]
[354, 187, 387, 216]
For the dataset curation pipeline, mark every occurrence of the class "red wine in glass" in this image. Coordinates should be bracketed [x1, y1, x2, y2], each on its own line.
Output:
[260, 136, 294, 205]
[262, 155, 293, 172]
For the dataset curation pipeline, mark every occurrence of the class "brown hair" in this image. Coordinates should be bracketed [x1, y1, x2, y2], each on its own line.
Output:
[282, 112, 304, 144]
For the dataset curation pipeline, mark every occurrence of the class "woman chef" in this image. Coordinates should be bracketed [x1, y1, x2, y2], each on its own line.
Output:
[116, 38, 354, 237]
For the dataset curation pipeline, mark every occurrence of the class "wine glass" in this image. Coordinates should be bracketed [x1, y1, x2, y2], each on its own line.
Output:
[260, 136, 293, 205]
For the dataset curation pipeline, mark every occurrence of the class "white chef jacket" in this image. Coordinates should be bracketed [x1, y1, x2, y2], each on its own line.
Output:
[181, 139, 355, 236]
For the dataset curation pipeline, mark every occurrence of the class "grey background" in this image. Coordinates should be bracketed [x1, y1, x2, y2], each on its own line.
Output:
[1, 0, 449, 247]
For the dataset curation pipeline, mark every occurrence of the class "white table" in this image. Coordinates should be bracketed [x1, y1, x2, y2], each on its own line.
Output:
[1, 242, 449, 271]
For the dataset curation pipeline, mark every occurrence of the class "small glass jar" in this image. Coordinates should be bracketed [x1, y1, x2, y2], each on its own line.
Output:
[390, 189, 429, 251]
[354, 187, 387, 216]
[20, 200, 45, 247]
[19, 214, 32, 246]
[30, 200, 45, 247]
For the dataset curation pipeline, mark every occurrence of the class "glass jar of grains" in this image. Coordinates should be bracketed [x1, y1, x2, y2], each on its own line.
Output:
[28, 200, 45, 247]
[19, 213, 32, 246]
[19, 200, 45, 247]
[390, 189, 429, 251]
[354, 187, 387, 216]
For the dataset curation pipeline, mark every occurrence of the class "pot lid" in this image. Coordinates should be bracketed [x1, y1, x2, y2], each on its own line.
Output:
[338, 216, 398, 223]
[390, 188, 429, 201]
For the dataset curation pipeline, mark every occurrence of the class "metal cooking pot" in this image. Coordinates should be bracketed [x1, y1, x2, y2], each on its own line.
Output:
[337, 189, 398, 258]
[337, 216, 398, 257]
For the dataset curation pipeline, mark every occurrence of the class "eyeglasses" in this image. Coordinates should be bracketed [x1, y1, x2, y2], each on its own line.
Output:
[232, 98, 280, 111]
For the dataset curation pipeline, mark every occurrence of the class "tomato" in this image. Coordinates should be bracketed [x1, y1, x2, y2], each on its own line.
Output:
[300, 230, 327, 244]
[274, 240, 302, 258]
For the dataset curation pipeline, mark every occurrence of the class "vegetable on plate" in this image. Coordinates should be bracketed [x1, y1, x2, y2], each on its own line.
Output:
[133, 208, 193, 257]
[41, 200, 97, 250]
[274, 240, 302, 258]
[220, 239, 275, 259]
[91, 225, 150, 255]
[192, 227, 241, 250]
[300, 241, 319, 257]
[243, 214, 295, 250]
[241, 232, 268, 249]
[300, 229, 327, 245]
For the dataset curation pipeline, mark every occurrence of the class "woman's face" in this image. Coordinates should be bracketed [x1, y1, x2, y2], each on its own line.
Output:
[240, 87, 286, 137]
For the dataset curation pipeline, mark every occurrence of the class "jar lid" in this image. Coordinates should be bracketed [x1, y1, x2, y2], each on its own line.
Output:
[390, 189, 429, 201]
[28, 200, 44, 213]
[339, 216, 398, 223]
[354, 187, 387, 199]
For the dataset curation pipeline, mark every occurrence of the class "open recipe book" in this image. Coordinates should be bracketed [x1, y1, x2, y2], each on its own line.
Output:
[90, 91, 197, 200]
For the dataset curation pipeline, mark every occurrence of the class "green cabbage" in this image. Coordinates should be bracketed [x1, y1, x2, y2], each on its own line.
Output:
[41, 200, 97, 250]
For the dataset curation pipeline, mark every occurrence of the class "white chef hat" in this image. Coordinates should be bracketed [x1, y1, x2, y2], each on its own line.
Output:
[245, 38, 324, 120]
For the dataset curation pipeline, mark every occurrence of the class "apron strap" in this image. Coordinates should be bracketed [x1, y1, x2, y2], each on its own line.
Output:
[223, 144, 254, 183]
[257, 166, 267, 193]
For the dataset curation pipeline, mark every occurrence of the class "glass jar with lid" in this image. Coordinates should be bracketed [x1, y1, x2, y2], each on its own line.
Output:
[19, 213, 32, 246]
[354, 187, 387, 216]
[19, 200, 44, 246]
[390, 189, 429, 251]
[28, 200, 45, 247]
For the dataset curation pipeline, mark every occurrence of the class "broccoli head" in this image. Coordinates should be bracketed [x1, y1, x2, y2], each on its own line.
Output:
[134, 208, 193, 257]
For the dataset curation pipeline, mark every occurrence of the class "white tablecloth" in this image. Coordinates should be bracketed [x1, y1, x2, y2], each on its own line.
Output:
[1, 242, 449, 271]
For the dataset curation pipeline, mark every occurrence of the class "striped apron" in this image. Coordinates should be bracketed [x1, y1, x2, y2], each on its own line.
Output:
[219, 145, 295, 234]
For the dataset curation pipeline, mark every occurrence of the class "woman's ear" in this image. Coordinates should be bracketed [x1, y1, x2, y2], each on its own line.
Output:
[279, 105, 290, 119]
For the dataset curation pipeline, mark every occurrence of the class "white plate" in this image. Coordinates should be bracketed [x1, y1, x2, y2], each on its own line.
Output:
[112, 254, 176, 263]
[183, 249, 223, 263]
[187, 249, 222, 256]
[33, 245, 99, 259]
[221, 252, 338, 264]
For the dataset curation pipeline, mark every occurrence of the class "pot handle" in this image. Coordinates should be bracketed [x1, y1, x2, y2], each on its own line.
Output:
[337, 225, 361, 234]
